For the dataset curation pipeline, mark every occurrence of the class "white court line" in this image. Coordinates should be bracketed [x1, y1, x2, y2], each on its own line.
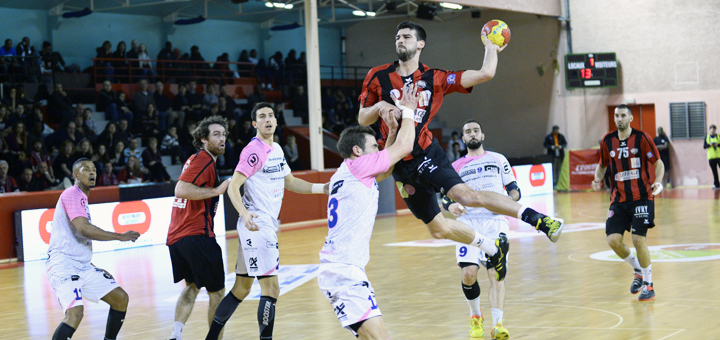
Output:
[657, 329, 686, 340]
[506, 302, 625, 329]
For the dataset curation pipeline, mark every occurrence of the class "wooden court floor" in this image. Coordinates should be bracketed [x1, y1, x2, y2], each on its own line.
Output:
[1, 189, 720, 340]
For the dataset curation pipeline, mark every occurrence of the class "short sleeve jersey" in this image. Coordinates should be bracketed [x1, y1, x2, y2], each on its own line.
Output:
[47, 185, 93, 268]
[167, 150, 220, 245]
[235, 138, 291, 231]
[319, 150, 391, 269]
[358, 62, 472, 160]
[451, 151, 515, 220]
[599, 129, 660, 203]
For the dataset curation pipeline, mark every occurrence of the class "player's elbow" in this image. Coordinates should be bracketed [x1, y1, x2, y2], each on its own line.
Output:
[174, 182, 189, 199]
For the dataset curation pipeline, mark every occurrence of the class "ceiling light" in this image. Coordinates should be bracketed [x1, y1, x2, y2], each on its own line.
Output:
[366, 11, 376, 16]
[352, 10, 366, 16]
[439, 2, 462, 10]
[265, 2, 273, 7]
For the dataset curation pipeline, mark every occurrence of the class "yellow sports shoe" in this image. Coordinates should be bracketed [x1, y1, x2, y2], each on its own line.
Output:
[491, 322, 509, 340]
[470, 315, 484, 338]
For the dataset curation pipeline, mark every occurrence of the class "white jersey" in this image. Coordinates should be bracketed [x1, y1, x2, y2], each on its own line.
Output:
[235, 138, 291, 231]
[451, 151, 516, 220]
[319, 150, 391, 269]
[46, 185, 93, 270]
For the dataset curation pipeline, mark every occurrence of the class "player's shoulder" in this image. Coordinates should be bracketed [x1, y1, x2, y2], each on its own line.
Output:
[601, 131, 617, 143]
[368, 62, 394, 75]
[635, 129, 654, 140]
[60, 185, 82, 198]
[487, 151, 509, 161]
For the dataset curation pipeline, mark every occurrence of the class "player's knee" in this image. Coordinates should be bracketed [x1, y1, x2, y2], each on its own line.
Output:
[65, 306, 84, 325]
[631, 235, 646, 246]
[114, 288, 130, 310]
[461, 271, 476, 285]
[429, 228, 450, 239]
[606, 234, 623, 249]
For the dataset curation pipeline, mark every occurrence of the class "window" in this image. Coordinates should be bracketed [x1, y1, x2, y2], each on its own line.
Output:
[669, 102, 706, 139]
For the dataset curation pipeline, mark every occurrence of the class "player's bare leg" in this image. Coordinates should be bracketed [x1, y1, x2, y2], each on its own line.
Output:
[486, 268, 508, 340]
[606, 233, 631, 258]
[206, 277, 253, 340]
[632, 234, 655, 300]
[447, 183, 564, 242]
[460, 265, 484, 338]
[171, 282, 200, 340]
[101, 287, 130, 340]
[52, 306, 83, 340]
[356, 316, 390, 340]
[429, 216, 509, 281]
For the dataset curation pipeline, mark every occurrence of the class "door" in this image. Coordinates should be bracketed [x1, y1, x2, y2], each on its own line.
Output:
[607, 104, 656, 137]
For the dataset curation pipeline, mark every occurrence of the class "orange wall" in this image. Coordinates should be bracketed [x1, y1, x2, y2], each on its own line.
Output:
[0, 186, 120, 260]
[278, 170, 335, 224]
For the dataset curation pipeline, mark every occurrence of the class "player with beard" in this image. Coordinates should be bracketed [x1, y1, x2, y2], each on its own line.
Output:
[441, 120, 515, 339]
[359, 21, 563, 283]
[46, 158, 140, 340]
[167, 116, 232, 340]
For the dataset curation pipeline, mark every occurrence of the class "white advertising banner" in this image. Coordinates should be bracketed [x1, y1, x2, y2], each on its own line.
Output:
[511, 163, 554, 196]
[17, 195, 225, 262]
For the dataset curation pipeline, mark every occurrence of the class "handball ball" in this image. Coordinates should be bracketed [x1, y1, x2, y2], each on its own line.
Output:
[482, 20, 511, 47]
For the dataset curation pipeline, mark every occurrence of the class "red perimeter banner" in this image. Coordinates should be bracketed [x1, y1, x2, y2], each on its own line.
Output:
[569, 149, 600, 190]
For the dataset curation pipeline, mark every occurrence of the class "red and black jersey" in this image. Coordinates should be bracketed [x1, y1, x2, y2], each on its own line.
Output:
[167, 150, 220, 245]
[358, 62, 472, 160]
[599, 129, 661, 203]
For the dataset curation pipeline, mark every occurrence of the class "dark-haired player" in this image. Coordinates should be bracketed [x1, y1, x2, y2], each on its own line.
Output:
[593, 104, 664, 301]
[358, 21, 563, 282]
[319, 84, 418, 339]
[46, 158, 140, 340]
[205, 102, 328, 340]
[167, 116, 231, 340]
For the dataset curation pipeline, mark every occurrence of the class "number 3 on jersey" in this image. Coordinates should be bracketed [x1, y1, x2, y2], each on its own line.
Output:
[327, 198, 339, 228]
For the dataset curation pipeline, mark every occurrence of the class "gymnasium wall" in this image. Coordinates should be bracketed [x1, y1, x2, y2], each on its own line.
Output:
[561, 0, 720, 186]
[0, 8, 343, 71]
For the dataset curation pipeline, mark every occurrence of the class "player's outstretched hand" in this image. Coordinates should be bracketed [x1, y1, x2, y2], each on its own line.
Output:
[481, 32, 507, 52]
[378, 101, 401, 121]
[651, 182, 663, 196]
[591, 179, 603, 191]
[391, 83, 420, 112]
[118, 230, 141, 242]
[216, 178, 231, 196]
[242, 211, 260, 231]
[448, 203, 467, 217]
[381, 108, 399, 133]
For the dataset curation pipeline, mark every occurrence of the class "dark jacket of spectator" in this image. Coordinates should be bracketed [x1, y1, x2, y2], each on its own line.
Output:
[97, 88, 116, 112]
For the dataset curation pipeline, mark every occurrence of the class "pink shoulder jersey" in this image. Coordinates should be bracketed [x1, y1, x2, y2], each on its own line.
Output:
[319, 150, 391, 269]
[235, 138, 291, 230]
[46, 185, 93, 268]
[452, 151, 516, 219]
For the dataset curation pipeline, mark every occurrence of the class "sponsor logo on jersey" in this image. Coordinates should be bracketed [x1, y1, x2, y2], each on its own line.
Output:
[610, 150, 616, 158]
[459, 169, 476, 177]
[631, 148, 638, 155]
[614, 170, 639, 181]
[416, 80, 427, 88]
[634, 205, 649, 218]
[646, 151, 654, 158]
[631, 157, 641, 168]
[262, 162, 286, 173]
[418, 90, 432, 107]
[390, 89, 400, 99]
[413, 108, 426, 123]
[503, 163, 511, 174]
[331, 180, 344, 195]
[249, 257, 258, 271]
[334, 303, 348, 321]
[447, 73, 456, 84]
[266, 241, 278, 249]
[417, 157, 433, 174]
[484, 165, 500, 174]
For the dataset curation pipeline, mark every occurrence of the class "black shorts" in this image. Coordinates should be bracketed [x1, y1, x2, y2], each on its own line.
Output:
[168, 235, 226, 292]
[605, 200, 655, 237]
[393, 140, 465, 224]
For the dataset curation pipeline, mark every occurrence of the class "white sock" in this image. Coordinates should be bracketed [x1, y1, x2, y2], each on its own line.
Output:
[491, 308, 504, 327]
[516, 206, 529, 220]
[171, 321, 184, 340]
[623, 253, 642, 271]
[472, 232, 498, 256]
[467, 297, 482, 317]
[641, 264, 652, 284]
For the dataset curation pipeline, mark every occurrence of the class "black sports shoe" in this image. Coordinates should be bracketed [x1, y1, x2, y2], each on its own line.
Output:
[488, 233, 509, 282]
[631, 269, 643, 294]
[535, 216, 564, 243]
[638, 282, 655, 301]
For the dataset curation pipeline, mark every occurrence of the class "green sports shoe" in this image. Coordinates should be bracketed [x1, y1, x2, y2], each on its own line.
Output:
[470, 315, 484, 338]
[491, 322, 509, 340]
[536, 216, 564, 243]
[488, 233, 509, 281]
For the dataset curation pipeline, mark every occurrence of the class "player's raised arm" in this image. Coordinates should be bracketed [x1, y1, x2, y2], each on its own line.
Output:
[359, 101, 399, 126]
[384, 84, 420, 165]
[72, 216, 140, 242]
[460, 33, 506, 88]
[284, 173, 329, 195]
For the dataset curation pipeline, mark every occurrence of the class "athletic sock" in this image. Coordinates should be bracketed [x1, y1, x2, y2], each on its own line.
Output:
[170, 321, 184, 340]
[206, 292, 243, 340]
[258, 296, 277, 340]
[104, 308, 126, 340]
[52, 322, 76, 340]
[519, 207, 547, 232]
[623, 254, 642, 271]
[641, 264, 653, 284]
[462, 281, 482, 317]
[472, 232, 498, 256]
[491, 308, 504, 327]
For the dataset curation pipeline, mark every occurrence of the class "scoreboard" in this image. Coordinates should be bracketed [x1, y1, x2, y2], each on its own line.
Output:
[565, 52, 618, 89]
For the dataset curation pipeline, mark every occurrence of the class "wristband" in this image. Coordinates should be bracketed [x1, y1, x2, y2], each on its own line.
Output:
[397, 105, 415, 120]
[311, 183, 325, 194]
